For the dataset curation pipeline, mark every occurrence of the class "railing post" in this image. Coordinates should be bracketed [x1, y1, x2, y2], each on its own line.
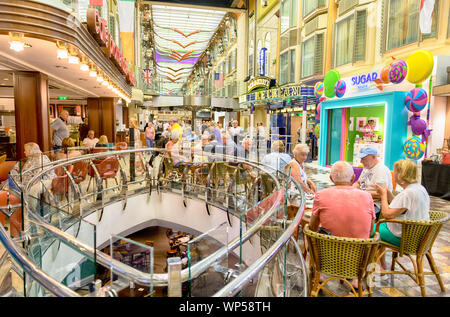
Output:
[167, 257, 182, 297]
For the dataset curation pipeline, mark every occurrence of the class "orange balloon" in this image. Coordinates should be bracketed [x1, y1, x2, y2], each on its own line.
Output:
[380, 65, 390, 83]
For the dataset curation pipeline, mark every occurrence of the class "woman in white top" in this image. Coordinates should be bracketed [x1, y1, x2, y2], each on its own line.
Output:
[286, 143, 316, 194]
[375, 159, 430, 267]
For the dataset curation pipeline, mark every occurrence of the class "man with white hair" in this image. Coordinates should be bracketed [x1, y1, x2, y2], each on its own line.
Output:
[353, 146, 392, 218]
[310, 161, 375, 239]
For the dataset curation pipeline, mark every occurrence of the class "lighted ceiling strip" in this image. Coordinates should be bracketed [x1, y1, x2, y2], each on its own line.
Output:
[150, 4, 225, 94]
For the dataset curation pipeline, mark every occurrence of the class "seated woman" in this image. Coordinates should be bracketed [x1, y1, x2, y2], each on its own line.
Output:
[96, 135, 109, 147]
[56, 137, 82, 160]
[375, 159, 430, 241]
[9, 143, 56, 206]
[286, 144, 317, 194]
[374, 159, 430, 267]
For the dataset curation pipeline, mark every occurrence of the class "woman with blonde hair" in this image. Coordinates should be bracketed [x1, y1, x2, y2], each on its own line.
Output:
[129, 118, 142, 148]
[286, 143, 316, 194]
[96, 135, 109, 147]
[375, 159, 430, 248]
[56, 137, 82, 159]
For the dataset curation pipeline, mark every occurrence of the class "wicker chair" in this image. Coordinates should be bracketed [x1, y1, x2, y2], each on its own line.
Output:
[375, 210, 449, 297]
[304, 225, 380, 297]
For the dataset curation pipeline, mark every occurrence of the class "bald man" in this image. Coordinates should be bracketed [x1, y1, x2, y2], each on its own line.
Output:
[310, 161, 375, 239]
[51, 110, 69, 150]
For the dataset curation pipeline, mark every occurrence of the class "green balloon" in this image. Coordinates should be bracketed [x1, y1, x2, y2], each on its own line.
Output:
[314, 124, 320, 138]
[324, 70, 341, 98]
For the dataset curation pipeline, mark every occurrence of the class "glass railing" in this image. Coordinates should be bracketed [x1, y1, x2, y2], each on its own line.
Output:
[0, 144, 306, 297]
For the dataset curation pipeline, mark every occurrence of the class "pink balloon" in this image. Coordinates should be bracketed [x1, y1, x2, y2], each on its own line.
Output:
[319, 96, 326, 102]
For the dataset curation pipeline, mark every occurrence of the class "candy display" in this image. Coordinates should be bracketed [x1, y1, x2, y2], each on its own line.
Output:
[314, 81, 324, 98]
[404, 136, 425, 160]
[314, 124, 320, 138]
[324, 70, 340, 98]
[405, 88, 428, 112]
[406, 50, 434, 84]
[407, 114, 432, 142]
[380, 64, 391, 83]
[388, 60, 408, 84]
[334, 80, 346, 98]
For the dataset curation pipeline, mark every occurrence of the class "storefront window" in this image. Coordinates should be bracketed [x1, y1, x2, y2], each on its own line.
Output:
[279, 51, 288, 85]
[265, 33, 271, 76]
[301, 37, 314, 78]
[303, 0, 325, 18]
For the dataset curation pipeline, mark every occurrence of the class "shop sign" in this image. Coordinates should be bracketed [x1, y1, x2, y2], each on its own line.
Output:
[247, 76, 271, 92]
[350, 71, 378, 90]
[87, 9, 136, 86]
[240, 84, 314, 104]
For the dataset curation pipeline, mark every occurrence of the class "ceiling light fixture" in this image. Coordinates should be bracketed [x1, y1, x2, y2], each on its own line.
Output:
[56, 41, 68, 59]
[9, 32, 25, 52]
[96, 73, 104, 82]
[80, 56, 89, 71]
[68, 46, 79, 64]
[89, 66, 97, 77]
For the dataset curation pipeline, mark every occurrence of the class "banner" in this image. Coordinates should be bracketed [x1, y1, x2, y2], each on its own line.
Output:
[419, 0, 435, 34]
[118, 0, 135, 64]
[143, 69, 153, 86]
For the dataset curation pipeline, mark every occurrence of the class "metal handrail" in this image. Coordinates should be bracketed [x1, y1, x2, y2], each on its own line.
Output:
[4, 147, 304, 296]
[213, 176, 305, 297]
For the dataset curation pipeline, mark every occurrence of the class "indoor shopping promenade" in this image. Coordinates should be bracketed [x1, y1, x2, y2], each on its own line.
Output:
[0, 0, 449, 301]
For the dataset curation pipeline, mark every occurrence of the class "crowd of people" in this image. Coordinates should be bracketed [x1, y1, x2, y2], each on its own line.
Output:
[23, 114, 433, 283]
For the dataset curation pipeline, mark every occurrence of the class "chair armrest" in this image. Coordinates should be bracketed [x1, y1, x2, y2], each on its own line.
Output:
[375, 218, 407, 233]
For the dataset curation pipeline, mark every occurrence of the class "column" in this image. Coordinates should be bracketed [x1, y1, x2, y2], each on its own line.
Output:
[87, 97, 116, 144]
[14, 72, 50, 160]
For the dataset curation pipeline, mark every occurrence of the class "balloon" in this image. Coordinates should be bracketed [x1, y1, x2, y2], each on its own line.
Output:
[319, 96, 327, 102]
[317, 103, 321, 114]
[406, 50, 434, 84]
[405, 88, 428, 112]
[388, 60, 408, 84]
[404, 136, 425, 160]
[380, 64, 391, 83]
[334, 80, 346, 98]
[314, 81, 324, 98]
[314, 124, 320, 138]
[323, 70, 340, 98]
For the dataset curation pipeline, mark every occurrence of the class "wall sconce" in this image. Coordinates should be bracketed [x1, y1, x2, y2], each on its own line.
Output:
[9, 32, 25, 52]
[68, 46, 79, 64]
[89, 66, 97, 77]
[96, 72, 104, 82]
[79, 56, 89, 71]
[56, 40, 68, 59]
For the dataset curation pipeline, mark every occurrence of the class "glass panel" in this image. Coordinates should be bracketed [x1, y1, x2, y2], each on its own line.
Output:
[108, 235, 154, 297]
[335, 15, 355, 67]
[279, 51, 288, 85]
[187, 222, 228, 297]
[281, 0, 290, 33]
[24, 219, 96, 296]
[303, 0, 325, 17]
[301, 37, 314, 78]
[289, 49, 295, 83]
[289, 0, 297, 28]
[354, 10, 367, 62]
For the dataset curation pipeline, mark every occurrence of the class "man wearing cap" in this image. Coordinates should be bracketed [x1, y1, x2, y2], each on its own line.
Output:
[353, 146, 393, 218]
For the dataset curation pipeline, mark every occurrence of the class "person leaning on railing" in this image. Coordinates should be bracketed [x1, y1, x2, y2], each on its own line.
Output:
[373, 159, 430, 269]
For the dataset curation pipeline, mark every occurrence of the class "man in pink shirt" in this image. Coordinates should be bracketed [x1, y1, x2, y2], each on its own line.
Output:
[310, 161, 375, 239]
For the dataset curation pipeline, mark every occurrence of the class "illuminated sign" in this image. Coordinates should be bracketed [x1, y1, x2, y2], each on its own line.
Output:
[351, 72, 378, 90]
[57, 96, 68, 100]
[247, 76, 271, 93]
[259, 48, 267, 76]
[87, 9, 135, 86]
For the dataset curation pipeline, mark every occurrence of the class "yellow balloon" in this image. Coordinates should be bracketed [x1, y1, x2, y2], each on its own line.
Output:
[406, 50, 434, 84]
